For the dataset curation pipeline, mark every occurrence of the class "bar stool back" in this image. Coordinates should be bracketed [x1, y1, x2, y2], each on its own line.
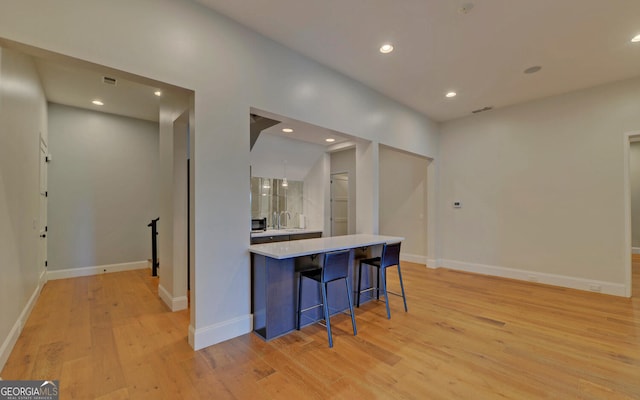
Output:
[297, 249, 357, 347]
[356, 242, 408, 319]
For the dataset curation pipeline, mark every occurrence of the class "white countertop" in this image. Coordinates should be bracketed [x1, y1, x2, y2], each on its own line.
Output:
[250, 228, 323, 238]
[249, 233, 404, 259]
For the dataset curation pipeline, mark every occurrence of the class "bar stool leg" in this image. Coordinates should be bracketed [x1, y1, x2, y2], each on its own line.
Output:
[356, 261, 363, 307]
[321, 282, 333, 348]
[376, 267, 381, 300]
[345, 278, 357, 336]
[397, 264, 408, 312]
[380, 267, 391, 319]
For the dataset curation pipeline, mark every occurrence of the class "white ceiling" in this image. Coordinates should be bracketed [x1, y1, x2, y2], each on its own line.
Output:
[253, 108, 356, 148]
[33, 53, 350, 148]
[196, 0, 640, 122]
[35, 59, 165, 122]
[0, 36, 194, 124]
[32, 50, 349, 146]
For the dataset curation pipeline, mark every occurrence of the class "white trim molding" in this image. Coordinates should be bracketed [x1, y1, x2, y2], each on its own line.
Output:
[46, 260, 147, 280]
[623, 131, 640, 297]
[0, 269, 46, 371]
[401, 253, 427, 265]
[158, 284, 188, 312]
[440, 259, 627, 297]
[426, 258, 442, 269]
[633, 247, 640, 255]
[189, 314, 252, 351]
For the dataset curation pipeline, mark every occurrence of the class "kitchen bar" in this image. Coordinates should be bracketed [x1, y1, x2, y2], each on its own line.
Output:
[250, 234, 403, 340]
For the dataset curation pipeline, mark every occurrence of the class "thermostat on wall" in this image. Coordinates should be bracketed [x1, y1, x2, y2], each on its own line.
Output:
[453, 201, 462, 208]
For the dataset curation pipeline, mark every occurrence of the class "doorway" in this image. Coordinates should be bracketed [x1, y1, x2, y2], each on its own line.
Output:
[39, 135, 48, 273]
[4, 40, 193, 304]
[625, 131, 640, 297]
[378, 145, 430, 265]
[331, 173, 349, 236]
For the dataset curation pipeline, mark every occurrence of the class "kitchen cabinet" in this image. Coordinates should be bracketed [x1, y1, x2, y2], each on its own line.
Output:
[250, 230, 321, 245]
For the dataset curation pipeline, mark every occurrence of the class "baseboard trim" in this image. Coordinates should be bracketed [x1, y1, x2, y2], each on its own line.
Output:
[39, 267, 47, 287]
[440, 259, 627, 297]
[46, 261, 147, 280]
[633, 247, 640, 254]
[0, 270, 46, 371]
[426, 258, 441, 269]
[401, 253, 427, 265]
[189, 314, 252, 351]
[158, 284, 188, 312]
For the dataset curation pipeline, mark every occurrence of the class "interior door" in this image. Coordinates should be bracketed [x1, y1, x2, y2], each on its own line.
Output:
[330, 173, 349, 236]
[39, 137, 48, 272]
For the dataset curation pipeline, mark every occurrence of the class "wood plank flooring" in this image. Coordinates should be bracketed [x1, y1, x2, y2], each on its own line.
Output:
[2, 259, 640, 399]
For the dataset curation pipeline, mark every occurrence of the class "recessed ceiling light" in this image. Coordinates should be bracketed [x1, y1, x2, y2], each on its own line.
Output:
[154, 90, 162, 97]
[92, 100, 104, 106]
[632, 34, 640, 43]
[524, 65, 542, 74]
[282, 128, 293, 133]
[446, 91, 457, 98]
[325, 138, 336, 143]
[379, 43, 394, 54]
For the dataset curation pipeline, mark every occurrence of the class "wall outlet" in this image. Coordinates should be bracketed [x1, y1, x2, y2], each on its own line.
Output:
[453, 201, 462, 208]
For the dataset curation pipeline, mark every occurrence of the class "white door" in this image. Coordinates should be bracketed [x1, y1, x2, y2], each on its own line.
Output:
[330, 173, 349, 236]
[39, 137, 48, 272]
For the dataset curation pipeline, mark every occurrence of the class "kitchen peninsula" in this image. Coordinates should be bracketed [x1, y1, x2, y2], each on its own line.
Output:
[250, 234, 403, 340]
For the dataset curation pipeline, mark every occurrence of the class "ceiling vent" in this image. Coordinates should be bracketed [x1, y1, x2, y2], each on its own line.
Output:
[102, 76, 117, 85]
[472, 106, 493, 114]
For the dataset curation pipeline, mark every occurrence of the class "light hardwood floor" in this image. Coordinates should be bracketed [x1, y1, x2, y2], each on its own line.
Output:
[2, 260, 640, 399]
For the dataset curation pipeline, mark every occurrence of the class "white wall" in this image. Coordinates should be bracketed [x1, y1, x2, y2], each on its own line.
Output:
[0, 48, 47, 370]
[0, 0, 439, 350]
[156, 106, 190, 312]
[251, 133, 326, 180]
[356, 141, 379, 234]
[630, 142, 640, 248]
[439, 76, 640, 296]
[303, 154, 329, 232]
[379, 146, 429, 263]
[47, 103, 159, 272]
[330, 148, 357, 234]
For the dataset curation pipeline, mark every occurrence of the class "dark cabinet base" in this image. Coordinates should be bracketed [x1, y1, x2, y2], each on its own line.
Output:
[252, 245, 379, 341]
[250, 230, 322, 245]
[253, 255, 296, 340]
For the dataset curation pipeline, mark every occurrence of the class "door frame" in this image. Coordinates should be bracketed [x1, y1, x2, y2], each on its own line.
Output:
[39, 134, 48, 277]
[623, 130, 640, 297]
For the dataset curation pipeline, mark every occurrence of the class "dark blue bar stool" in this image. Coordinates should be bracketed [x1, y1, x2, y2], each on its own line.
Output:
[296, 249, 357, 348]
[356, 242, 407, 319]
